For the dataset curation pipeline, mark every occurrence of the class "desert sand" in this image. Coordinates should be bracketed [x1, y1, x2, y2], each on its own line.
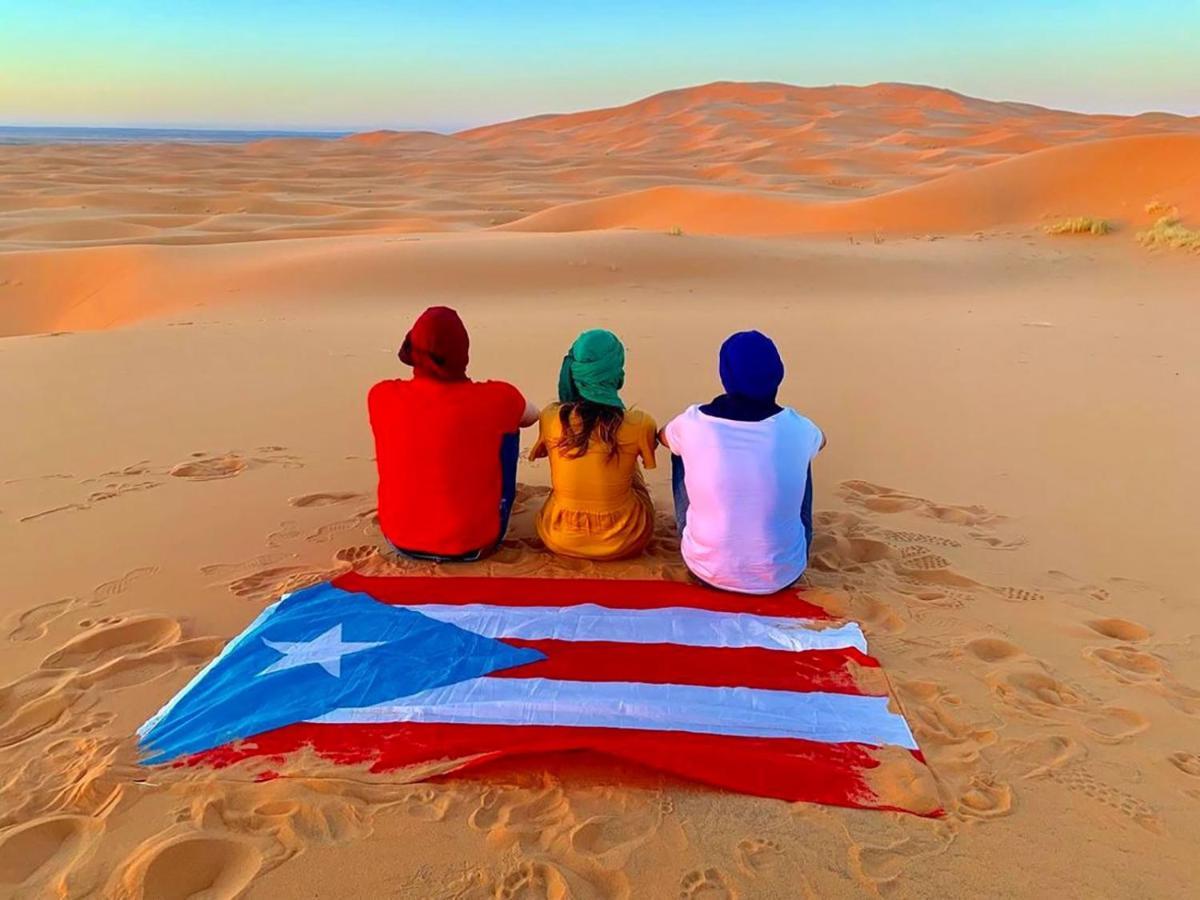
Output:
[1, 82, 1199, 898]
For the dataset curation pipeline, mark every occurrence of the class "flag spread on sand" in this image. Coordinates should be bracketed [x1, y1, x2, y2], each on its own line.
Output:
[139, 575, 939, 815]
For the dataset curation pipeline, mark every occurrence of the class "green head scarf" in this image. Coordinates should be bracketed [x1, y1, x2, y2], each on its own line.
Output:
[557, 329, 626, 409]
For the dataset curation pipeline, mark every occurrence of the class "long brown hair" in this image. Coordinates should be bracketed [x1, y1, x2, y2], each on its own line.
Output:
[555, 401, 624, 461]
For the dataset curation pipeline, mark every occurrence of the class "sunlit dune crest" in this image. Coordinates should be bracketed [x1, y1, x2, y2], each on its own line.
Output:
[504, 134, 1200, 235]
[3, 81, 1198, 252]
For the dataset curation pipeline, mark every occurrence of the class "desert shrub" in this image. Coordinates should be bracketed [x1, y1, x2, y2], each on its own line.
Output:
[1043, 217, 1111, 236]
[667, 225, 684, 237]
[1137, 216, 1200, 252]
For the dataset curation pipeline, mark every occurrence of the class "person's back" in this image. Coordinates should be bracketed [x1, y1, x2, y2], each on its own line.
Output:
[369, 306, 536, 560]
[533, 404, 657, 559]
[664, 404, 820, 593]
[532, 330, 657, 560]
[662, 330, 824, 594]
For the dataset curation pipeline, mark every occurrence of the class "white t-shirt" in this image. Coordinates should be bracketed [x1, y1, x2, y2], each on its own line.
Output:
[663, 405, 823, 595]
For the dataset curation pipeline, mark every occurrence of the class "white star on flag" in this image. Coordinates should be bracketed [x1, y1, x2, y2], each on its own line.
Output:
[258, 624, 386, 678]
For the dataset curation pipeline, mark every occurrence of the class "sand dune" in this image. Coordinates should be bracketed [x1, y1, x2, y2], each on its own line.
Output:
[3, 82, 1198, 253]
[505, 134, 1200, 235]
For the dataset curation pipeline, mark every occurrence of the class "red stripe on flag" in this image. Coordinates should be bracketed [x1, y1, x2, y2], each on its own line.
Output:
[491, 639, 884, 695]
[332, 573, 834, 619]
[183, 721, 940, 815]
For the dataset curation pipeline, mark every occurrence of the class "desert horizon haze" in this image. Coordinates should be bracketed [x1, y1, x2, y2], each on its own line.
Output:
[2, 9, 1199, 899]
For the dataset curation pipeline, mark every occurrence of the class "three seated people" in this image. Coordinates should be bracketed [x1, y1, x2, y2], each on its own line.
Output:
[369, 307, 824, 595]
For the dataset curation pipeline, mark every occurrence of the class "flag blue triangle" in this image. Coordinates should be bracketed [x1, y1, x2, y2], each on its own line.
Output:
[138, 582, 544, 763]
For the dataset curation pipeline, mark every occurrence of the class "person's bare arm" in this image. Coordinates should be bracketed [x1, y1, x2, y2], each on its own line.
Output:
[819, 431, 828, 451]
[519, 399, 540, 428]
[657, 428, 671, 451]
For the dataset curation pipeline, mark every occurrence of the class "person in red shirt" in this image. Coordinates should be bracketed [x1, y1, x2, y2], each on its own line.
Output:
[369, 306, 539, 560]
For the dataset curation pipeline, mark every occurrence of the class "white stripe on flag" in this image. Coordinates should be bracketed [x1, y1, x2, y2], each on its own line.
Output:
[397, 603, 868, 654]
[312, 676, 917, 749]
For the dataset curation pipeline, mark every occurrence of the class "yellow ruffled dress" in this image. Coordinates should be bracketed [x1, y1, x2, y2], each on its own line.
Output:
[531, 404, 658, 560]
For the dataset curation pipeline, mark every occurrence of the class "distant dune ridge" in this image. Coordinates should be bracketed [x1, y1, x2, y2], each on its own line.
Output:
[504, 133, 1200, 236]
[2, 81, 1198, 335]
[2, 81, 1198, 252]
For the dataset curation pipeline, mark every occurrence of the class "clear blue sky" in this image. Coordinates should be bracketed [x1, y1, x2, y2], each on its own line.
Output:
[2, 1, 1197, 130]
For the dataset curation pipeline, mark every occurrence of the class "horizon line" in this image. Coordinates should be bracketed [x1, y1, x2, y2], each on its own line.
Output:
[3, 80, 1198, 135]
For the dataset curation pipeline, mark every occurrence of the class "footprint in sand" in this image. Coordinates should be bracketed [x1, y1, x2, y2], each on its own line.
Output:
[266, 521, 303, 548]
[200, 553, 286, 580]
[964, 636, 1022, 663]
[851, 594, 906, 635]
[807, 533, 896, 574]
[569, 811, 659, 867]
[117, 834, 262, 900]
[997, 586, 1045, 603]
[170, 447, 302, 481]
[851, 828, 952, 892]
[496, 861, 570, 900]
[0, 814, 101, 896]
[899, 680, 998, 763]
[289, 491, 362, 508]
[1083, 645, 1200, 715]
[957, 774, 1015, 820]
[6, 598, 77, 642]
[394, 785, 454, 823]
[878, 529, 962, 548]
[840, 480, 1001, 527]
[0, 683, 77, 750]
[77, 636, 225, 691]
[1168, 752, 1200, 777]
[991, 667, 1148, 743]
[19, 483, 159, 523]
[334, 544, 388, 573]
[896, 549, 953, 572]
[228, 566, 328, 602]
[968, 530, 1027, 550]
[1002, 733, 1083, 778]
[41, 615, 182, 671]
[1085, 646, 1165, 683]
[735, 838, 784, 878]
[92, 565, 159, 603]
[902, 588, 972, 610]
[466, 788, 506, 833]
[1087, 618, 1150, 642]
[169, 453, 248, 481]
[679, 867, 735, 899]
[1046, 766, 1162, 833]
[305, 507, 377, 544]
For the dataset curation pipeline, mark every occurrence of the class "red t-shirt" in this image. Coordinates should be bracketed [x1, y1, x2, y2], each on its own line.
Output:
[369, 376, 525, 555]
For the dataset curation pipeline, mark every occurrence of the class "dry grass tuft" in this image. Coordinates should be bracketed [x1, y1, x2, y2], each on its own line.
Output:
[667, 225, 684, 237]
[1145, 199, 1177, 217]
[1043, 217, 1112, 236]
[1137, 216, 1200, 252]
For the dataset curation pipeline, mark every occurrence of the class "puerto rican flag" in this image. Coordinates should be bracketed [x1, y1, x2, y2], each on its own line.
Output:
[139, 574, 938, 815]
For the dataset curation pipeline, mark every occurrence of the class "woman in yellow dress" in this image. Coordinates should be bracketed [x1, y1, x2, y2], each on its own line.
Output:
[531, 329, 658, 560]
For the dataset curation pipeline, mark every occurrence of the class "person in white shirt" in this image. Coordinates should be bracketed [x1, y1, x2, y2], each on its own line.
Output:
[659, 330, 826, 594]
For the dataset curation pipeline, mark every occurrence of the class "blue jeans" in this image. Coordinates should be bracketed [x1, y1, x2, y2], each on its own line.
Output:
[393, 432, 520, 563]
[672, 454, 813, 549]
